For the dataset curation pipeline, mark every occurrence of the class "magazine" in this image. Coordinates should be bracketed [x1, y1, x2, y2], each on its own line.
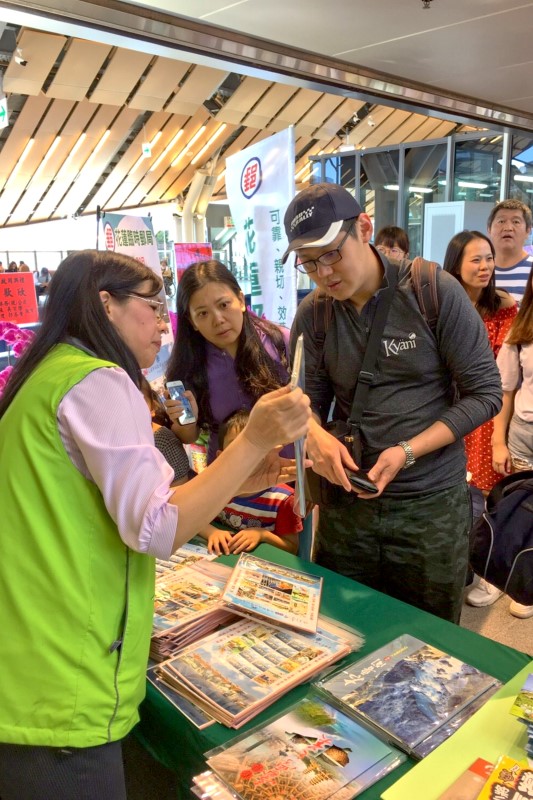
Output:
[156, 616, 359, 728]
[476, 755, 533, 799]
[510, 672, 533, 722]
[221, 553, 323, 634]
[155, 536, 215, 578]
[316, 634, 500, 758]
[436, 757, 494, 799]
[151, 561, 235, 661]
[147, 666, 215, 729]
[205, 692, 405, 800]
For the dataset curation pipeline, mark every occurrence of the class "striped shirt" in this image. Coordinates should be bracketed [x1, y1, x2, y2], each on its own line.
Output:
[494, 254, 533, 304]
[216, 485, 303, 536]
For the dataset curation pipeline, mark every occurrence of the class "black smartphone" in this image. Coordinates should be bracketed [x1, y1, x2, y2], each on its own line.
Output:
[345, 469, 379, 494]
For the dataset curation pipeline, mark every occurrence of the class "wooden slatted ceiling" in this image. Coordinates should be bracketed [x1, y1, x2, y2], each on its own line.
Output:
[243, 84, 299, 129]
[2, 29, 66, 96]
[313, 98, 366, 140]
[85, 110, 176, 214]
[0, 94, 51, 192]
[36, 103, 119, 220]
[164, 65, 229, 116]
[54, 106, 141, 219]
[108, 108, 211, 210]
[295, 94, 346, 137]
[128, 58, 190, 112]
[215, 77, 271, 125]
[89, 48, 152, 106]
[7, 98, 76, 225]
[268, 88, 322, 132]
[45, 39, 112, 101]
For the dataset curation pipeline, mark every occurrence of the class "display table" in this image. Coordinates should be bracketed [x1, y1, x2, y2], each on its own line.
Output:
[134, 544, 531, 799]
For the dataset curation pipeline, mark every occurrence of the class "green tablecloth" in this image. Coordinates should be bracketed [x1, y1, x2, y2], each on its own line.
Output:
[134, 544, 531, 799]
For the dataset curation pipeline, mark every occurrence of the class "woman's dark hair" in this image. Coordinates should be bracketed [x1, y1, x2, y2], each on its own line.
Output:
[443, 230, 500, 317]
[0, 249, 162, 418]
[166, 260, 288, 426]
[507, 270, 533, 346]
[374, 225, 410, 254]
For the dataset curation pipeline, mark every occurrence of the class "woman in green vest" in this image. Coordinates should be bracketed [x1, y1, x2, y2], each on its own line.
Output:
[0, 249, 310, 800]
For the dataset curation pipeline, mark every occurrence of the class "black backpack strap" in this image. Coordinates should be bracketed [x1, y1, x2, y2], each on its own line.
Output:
[411, 256, 439, 331]
[312, 291, 333, 373]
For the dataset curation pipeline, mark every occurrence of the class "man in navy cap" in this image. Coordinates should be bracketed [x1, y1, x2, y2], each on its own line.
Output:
[283, 183, 502, 623]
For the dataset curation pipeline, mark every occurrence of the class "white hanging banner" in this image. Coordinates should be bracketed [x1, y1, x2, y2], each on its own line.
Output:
[226, 127, 296, 327]
[100, 212, 173, 385]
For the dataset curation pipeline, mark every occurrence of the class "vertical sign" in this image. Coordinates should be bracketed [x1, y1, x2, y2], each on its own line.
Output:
[225, 127, 296, 327]
[0, 273, 38, 324]
[101, 212, 172, 384]
[174, 242, 213, 284]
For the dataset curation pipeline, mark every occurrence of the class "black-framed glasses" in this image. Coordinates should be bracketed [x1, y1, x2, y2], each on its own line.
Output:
[294, 220, 355, 274]
[124, 293, 165, 321]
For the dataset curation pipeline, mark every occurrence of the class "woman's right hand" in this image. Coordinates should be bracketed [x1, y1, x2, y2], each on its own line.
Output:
[243, 385, 311, 452]
[492, 443, 512, 475]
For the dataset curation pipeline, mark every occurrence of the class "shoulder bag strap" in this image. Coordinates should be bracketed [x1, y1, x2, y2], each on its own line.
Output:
[411, 256, 439, 331]
[348, 264, 399, 427]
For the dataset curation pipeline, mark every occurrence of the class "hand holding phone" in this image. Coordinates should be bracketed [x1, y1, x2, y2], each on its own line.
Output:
[345, 468, 379, 494]
[166, 380, 197, 425]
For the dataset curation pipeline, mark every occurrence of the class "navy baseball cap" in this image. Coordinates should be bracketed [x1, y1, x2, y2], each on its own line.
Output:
[282, 183, 362, 263]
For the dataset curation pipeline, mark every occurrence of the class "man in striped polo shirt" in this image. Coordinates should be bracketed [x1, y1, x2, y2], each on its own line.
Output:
[488, 199, 533, 304]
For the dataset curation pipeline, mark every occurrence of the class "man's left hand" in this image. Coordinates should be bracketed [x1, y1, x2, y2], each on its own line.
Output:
[359, 445, 406, 498]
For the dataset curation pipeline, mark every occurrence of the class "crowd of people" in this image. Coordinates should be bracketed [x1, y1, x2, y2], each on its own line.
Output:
[1, 186, 533, 797]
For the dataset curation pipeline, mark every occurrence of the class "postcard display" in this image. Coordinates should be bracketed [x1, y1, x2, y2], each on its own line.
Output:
[316, 634, 501, 760]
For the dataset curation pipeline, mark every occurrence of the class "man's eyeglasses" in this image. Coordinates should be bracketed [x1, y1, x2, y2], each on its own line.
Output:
[125, 293, 165, 320]
[376, 245, 405, 260]
[294, 221, 355, 275]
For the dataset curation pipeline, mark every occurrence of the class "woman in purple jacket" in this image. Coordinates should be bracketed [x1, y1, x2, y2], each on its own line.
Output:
[166, 260, 290, 463]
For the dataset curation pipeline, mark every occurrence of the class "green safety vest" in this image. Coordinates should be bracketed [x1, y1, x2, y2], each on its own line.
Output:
[0, 344, 155, 747]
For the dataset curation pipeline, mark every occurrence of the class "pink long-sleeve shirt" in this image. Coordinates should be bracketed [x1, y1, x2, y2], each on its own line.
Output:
[57, 366, 178, 560]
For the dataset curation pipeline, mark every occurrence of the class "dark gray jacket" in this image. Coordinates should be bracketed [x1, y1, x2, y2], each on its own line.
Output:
[290, 258, 502, 496]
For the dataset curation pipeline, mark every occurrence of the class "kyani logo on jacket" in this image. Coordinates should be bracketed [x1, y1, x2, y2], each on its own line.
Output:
[383, 332, 417, 358]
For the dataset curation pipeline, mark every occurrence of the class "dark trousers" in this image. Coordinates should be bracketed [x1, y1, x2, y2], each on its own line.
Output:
[315, 482, 471, 624]
[0, 740, 126, 800]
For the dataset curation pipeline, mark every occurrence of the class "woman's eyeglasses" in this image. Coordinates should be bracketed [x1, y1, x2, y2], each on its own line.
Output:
[124, 293, 165, 321]
[376, 245, 406, 260]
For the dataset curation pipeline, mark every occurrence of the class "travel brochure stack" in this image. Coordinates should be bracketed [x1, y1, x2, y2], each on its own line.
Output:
[509, 672, 533, 760]
[154, 616, 361, 728]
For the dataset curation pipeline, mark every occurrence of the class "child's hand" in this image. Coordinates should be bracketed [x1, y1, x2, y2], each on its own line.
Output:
[228, 529, 262, 554]
[207, 529, 233, 556]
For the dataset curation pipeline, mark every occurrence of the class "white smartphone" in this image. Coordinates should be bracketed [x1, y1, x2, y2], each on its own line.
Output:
[166, 380, 197, 425]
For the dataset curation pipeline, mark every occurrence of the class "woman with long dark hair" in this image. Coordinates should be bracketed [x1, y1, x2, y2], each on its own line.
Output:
[0, 250, 310, 799]
[166, 260, 290, 462]
[444, 230, 516, 609]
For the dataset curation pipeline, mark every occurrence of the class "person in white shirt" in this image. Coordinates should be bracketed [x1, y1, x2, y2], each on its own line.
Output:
[492, 267, 533, 618]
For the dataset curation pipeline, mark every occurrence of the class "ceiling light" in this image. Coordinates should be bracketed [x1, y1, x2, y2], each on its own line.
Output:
[85, 130, 111, 166]
[384, 184, 399, 191]
[191, 124, 227, 166]
[33, 136, 61, 178]
[10, 138, 34, 180]
[409, 186, 433, 193]
[514, 175, 533, 183]
[150, 129, 184, 172]
[62, 132, 86, 171]
[457, 181, 488, 189]
[171, 126, 206, 167]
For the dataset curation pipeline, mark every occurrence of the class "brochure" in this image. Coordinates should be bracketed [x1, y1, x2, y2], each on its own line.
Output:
[221, 553, 323, 634]
[147, 666, 215, 729]
[316, 634, 500, 758]
[205, 692, 405, 800]
[157, 616, 358, 728]
[291, 332, 307, 518]
[476, 755, 533, 799]
[510, 672, 533, 722]
[436, 757, 494, 799]
[155, 536, 215, 578]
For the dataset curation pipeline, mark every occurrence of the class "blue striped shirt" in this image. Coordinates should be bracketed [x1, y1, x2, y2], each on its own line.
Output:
[494, 254, 533, 304]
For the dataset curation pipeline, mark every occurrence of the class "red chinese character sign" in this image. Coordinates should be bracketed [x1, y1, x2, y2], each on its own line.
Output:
[225, 127, 296, 327]
[174, 242, 213, 284]
[0, 273, 38, 324]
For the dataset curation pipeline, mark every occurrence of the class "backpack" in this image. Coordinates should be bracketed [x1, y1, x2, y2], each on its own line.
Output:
[313, 256, 440, 357]
[469, 471, 533, 605]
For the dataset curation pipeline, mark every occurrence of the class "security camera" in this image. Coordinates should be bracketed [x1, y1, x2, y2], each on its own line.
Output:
[14, 49, 27, 67]
[367, 116, 376, 128]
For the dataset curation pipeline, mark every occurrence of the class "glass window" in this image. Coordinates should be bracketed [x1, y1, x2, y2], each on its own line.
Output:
[404, 143, 447, 257]
[453, 136, 502, 204]
[361, 151, 400, 233]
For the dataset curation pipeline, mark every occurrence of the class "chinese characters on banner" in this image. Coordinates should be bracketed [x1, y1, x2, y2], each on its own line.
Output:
[174, 242, 213, 283]
[101, 212, 172, 385]
[0, 273, 38, 324]
[225, 127, 296, 327]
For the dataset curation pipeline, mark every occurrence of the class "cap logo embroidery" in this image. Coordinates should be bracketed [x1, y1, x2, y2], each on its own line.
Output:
[290, 206, 314, 231]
